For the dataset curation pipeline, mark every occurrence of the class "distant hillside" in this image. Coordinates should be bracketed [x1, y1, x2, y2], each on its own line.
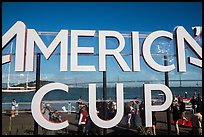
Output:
[10, 80, 55, 88]
[2, 83, 7, 88]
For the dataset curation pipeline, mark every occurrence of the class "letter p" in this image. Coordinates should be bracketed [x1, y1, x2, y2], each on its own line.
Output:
[144, 84, 173, 127]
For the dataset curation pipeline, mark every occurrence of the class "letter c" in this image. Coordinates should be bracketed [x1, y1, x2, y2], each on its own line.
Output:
[31, 83, 69, 130]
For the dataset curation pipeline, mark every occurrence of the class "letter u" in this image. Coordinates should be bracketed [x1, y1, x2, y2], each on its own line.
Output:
[89, 83, 124, 128]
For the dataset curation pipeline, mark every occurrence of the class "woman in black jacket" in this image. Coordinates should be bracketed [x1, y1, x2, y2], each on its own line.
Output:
[172, 103, 182, 135]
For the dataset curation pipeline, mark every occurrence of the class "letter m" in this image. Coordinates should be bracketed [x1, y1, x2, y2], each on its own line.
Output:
[25, 29, 68, 71]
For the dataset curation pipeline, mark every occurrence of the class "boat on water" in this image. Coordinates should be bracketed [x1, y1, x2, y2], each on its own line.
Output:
[2, 42, 36, 93]
[2, 76, 36, 93]
[2, 84, 36, 93]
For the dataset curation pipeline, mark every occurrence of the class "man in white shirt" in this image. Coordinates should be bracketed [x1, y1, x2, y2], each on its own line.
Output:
[11, 98, 18, 116]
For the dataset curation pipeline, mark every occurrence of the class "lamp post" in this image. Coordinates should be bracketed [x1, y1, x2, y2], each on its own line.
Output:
[34, 53, 41, 135]
[164, 55, 171, 135]
[103, 71, 107, 135]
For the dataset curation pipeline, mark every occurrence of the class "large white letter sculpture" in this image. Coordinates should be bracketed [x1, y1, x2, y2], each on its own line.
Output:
[31, 83, 69, 130]
[2, 21, 26, 71]
[142, 31, 175, 72]
[144, 84, 173, 127]
[99, 31, 131, 71]
[71, 30, 96, 71]
[26, 29, 68, 71]
[89, 83, 124, 128]
[175, 26, 202, 72]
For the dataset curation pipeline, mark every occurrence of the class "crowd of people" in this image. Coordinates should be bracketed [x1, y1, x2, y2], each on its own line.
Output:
[75, 94, 202, 135]
[33, 92, 202, 135]
[172, 94, 202, 135]
[75, 96, 157, 135]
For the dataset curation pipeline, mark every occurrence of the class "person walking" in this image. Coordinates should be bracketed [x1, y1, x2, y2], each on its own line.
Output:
[190, 108, 202, 135]
[76, 96, 84, 120]
[172, 103, 182, 135]
[127, 103, 134, 128]
[139, 100, 145, 127]
[132, 97, 139, 128]
[178, 97, 189, 125]
[78, 105, 88, 135]
[196, 96, 202, 114]
[152, 112, 157, 135]
[190, 96, 197, 114]
[184, 92, 188, 98]
[124, 102, 131, 128]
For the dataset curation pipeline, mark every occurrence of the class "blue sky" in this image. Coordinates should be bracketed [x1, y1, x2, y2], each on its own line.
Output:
[2, 2, 202, 87]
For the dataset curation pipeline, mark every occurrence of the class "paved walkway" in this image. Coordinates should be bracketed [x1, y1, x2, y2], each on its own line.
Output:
[2, 111, 192, 135]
